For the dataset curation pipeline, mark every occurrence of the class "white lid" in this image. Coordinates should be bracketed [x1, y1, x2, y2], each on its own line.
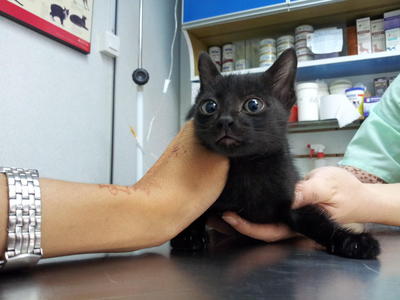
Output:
[295, 25, 314, 34]
[296, 82, 319, 90]
[277, 35, 294, 44]
[345, 87, 365, 93]
[316, 80, 329, 90]
[260, 38, 276, 45]
[330, 79, 352, 88]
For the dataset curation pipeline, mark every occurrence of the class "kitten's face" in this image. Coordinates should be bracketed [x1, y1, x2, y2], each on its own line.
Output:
[190, 49, 298, 158]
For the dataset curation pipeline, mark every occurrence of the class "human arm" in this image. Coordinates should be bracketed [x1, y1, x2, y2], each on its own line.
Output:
[0, 121, 229, 258]
[221, 166, 400, 242]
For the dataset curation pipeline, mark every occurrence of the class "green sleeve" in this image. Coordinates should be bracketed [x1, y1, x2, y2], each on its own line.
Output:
[339, 75, 400, 183]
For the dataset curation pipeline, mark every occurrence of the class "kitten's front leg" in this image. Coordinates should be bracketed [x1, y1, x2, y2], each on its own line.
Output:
[287, 205, 380, 259]
[170, 215, 208, 251]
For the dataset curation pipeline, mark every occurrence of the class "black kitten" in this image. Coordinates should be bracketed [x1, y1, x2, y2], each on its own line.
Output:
[171, 49, 380, 259]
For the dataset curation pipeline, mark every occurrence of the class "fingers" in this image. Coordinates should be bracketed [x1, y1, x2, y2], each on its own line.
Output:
[222, 212, 296, 242]
[292, 167, 336, 209]
[292, 179, 320, 209]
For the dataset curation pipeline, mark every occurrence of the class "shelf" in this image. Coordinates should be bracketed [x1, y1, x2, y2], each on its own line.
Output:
[183, 0, 400, 80]
[191, 51, 400, 82]
[288, 119, 362, 133]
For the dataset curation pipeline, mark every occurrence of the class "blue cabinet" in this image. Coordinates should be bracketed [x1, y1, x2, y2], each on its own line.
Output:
[183, 0, 286, 23]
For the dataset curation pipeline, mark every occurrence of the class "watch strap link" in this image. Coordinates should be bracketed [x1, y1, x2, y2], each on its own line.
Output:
[0, 167, 43, 270]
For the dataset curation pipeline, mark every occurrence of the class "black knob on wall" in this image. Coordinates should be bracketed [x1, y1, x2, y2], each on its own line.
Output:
[132, 68, 150, 85]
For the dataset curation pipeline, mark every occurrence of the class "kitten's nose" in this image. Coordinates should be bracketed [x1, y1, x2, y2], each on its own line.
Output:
[217, 116, 234, 129]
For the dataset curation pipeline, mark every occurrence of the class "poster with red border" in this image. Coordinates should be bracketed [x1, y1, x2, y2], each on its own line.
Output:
[0, 0, 93, 53]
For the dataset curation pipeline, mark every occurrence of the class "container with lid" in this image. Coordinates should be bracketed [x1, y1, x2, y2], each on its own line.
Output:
[296, 82, 319, 121]
[295, 25, 314, 61]
[277, 35, 295, 45]
[222, 43, 235, 61]
[295, 24, 314, 34]
[297, 54, 313, 61]
[345, 87, 365, 115]
[296, 47, 313, 56]
[208, 46, 222, 71]
[295, 31, 311, 42]
[364, 97, 381, 117]
[329, 79, 352, 94]
[222, 61, 234, 72]
[317, 80, 329, 101]
[260, 45, 277, 54]
[277, 44, 294, 57]
[259, 53, 276, 62]
[235, 59, 247, 70]
[260, 38, 276, 47]
[234, 40, 246, 70]
[247, 38, 261, 68]
[222, 43, 235, 72]
[295, 39, 308, 49]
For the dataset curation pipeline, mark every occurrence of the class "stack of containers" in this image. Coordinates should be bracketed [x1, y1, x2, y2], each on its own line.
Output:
[277, 35, 294, 57]
[259, 38, 276, 67]
[295, 25, 314, 61]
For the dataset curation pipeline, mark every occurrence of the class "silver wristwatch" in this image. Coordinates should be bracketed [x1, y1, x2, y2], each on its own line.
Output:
[0, 167, 43, 270]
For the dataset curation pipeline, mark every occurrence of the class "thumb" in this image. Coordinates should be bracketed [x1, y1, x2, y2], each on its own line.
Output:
[222, 212, 295, 242]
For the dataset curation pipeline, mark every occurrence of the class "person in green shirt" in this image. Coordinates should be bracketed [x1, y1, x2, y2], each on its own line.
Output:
[221, 74, 400, 242]
[339, 74, 400, 183]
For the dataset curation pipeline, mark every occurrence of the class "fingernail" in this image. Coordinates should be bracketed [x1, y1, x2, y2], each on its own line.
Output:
[222, 216, 238, 226]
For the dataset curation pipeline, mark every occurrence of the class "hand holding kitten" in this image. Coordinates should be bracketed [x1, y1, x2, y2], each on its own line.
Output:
[221, 166, 382, 242]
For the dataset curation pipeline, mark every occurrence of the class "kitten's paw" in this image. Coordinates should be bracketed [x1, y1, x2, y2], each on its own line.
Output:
[327, 233, 380, 259]
[170, 230, 209, 251]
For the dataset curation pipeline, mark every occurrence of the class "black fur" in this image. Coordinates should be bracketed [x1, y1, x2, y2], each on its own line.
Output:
[171, 49, 380, 259]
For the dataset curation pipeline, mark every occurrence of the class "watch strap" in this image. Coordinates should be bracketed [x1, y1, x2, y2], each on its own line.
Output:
[0, 167, 43, 270]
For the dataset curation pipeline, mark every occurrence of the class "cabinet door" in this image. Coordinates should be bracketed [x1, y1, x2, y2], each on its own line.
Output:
[183, 0, 286, 23]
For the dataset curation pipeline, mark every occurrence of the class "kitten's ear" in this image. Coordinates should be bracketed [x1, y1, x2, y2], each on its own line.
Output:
[265, 48, 297, 110]
[198, 52, 221, 87]
[186, 104, 196, 120]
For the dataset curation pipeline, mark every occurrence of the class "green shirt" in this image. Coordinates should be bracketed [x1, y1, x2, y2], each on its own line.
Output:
[339, 74, 400, 183]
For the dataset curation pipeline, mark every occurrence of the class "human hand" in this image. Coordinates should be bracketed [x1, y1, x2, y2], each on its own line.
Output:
[220, 166, 369, 242]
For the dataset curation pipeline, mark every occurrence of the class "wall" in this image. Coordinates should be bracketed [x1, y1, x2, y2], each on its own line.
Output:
[0, 0, 182, 185]
[112, 0, 181, 185]
[0, 1, 116, 183]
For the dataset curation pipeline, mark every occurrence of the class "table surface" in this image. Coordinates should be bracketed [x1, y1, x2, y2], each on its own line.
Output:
[1, 227, 400, 300]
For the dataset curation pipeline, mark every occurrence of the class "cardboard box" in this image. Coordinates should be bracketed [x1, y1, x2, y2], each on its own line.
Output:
[371, 19, 386, 52]
[356, 17, 372, 54]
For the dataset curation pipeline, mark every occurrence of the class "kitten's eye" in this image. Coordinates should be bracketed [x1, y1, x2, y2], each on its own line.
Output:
[243, 98, 264, 114]
[200, 100, 218, 115]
